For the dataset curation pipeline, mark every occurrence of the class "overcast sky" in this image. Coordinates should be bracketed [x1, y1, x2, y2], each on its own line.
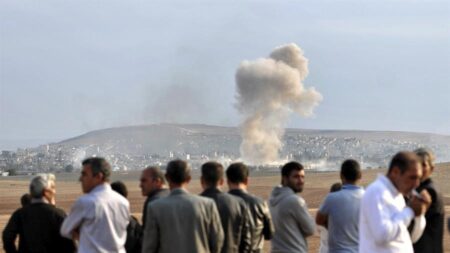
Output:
[1, 0, 449, 149]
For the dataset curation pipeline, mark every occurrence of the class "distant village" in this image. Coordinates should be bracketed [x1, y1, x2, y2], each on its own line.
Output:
[1, 133, 449, 176]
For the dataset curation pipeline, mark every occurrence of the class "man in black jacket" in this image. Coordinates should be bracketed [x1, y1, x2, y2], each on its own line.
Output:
[2, 174, 76, 253]
[140, 166, 170, 227]
[200, 161, 252, 253]
[226, 163, 274, 253]
[413, 148, 445, 253]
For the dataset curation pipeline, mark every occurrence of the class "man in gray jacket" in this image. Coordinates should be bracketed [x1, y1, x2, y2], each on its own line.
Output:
[142, 159, 224, 253]
[269, 161, 315, 253]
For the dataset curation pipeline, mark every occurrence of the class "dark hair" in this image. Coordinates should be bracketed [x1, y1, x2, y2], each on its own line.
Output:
[340, 159, 361, 182]
[226, 162, 249, 184]
[281, 161, 304, 177]
[20, 193, 32, 207]
[111, 181, 128, 198]
[165, 160, 191, 184]
[329, 182, 342, 193]
[144, 166, 166, 184]
[82, 157, 111, 181]
[201, 161, 224, 186]
[388, 151, 420, 174]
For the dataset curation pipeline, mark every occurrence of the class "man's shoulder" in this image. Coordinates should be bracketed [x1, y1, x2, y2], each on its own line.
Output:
[363, 178, 390, 201]
[189, 193, 216, 205]
[216, 192, 246, 207]
[109, 190, 130, 206]
[76, 193, 97, 205]
[284, 193, 306, 207]
[154, 188, 170, 198]
[152, 191, 214, 206]
[240, 191, 264, 205]
[40, 203, 67, 216]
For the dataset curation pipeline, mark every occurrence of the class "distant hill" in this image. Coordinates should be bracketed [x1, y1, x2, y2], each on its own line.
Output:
[55, 123, 450, 163]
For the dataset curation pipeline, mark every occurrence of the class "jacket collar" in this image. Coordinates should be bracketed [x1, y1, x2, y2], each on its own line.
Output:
[342, 184, 363, 190]
[170, 188, 189, 196]
[148, 188, 169, 199]
[90, 183, 109, 194]
[229, 188, 246, 195]
[201, 187, 222, 196]
[419, 177, 433, 187]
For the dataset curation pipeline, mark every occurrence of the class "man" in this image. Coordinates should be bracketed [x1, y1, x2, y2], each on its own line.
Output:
[316, 159, 365, 253]
[269, 161, 315, 253]
[142, 160, 224, 253]
[3, 174, 75, 253]
[200, 161, 252, 253]
[20, 193, 31, 207]
[412, 148, 444, 253]
[359, 151, 431, 253]
[111, 181, 142, 253]
[139, 166, 169, 227]
[318, 183, 342, 253]
[61, 157, 130, 253]
[226, 162, 274, 253]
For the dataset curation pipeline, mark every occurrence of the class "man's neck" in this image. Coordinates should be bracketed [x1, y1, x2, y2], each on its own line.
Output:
[169, 183, 188, 191]
[203, 185, 221, 191]
[31, 197, 50, 204]
[342, 180, 358, 186]
[228, 183, 246, 191]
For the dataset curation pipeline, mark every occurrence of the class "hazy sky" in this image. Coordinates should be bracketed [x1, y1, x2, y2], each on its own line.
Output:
[1, 0, 449, 149]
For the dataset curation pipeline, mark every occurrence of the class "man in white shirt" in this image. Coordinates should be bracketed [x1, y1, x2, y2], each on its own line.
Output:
[61, 157, 130, 253]
[359, 151, 431, 253]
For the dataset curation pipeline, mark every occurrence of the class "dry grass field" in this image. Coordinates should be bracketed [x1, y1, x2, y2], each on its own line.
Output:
[1, 163, 449, 252]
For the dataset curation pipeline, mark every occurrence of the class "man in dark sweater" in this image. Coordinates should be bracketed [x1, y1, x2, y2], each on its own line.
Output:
[413, 148, 445, 253]
[226, 163, 274, 253]
[140, 166, 170, 227]
[2, 174, 76, 253]
[200, 161, 252, 253]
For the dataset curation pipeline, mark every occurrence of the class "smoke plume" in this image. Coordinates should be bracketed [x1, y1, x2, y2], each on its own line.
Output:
[235, 43, 323, 165]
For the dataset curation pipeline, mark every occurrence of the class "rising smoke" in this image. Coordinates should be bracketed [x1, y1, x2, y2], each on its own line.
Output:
[235, 43, 323, 165]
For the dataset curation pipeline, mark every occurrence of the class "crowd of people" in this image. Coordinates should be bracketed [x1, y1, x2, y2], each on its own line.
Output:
[2, 148, 449, 253]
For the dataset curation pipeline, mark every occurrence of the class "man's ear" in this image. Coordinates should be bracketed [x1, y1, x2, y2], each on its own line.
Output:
[218, 178, 224, 186]
[391, 167, 401, 179]
[243, 177, 249, 186]
[95, 172, 105, 182]
[281, 176, 286, 185]
[200, 176, 205, 187]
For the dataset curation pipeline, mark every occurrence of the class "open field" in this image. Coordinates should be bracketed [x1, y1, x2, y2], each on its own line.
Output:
[1, 163, 449, 252]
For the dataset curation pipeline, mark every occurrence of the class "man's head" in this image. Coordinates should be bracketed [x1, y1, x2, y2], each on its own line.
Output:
[29, 173, 56, 204]
[226, 162, 249, 189]
[201, 161, 224, 189]
[329, 182, 342, 193]
[111, 181, 128, 198]
[340, 159, 362, 185]
[140, 166, 166, 196]
[21, 193, 31, 207]
[387, 151, 422, 195]
[414, 148, 435, 181]
[281, 161, 305, 193]
[80, 157, 111, 193]
[165, 160, 191, 189]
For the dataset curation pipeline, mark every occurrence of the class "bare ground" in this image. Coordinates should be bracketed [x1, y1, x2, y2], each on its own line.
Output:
[1, 163, 449, 252]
